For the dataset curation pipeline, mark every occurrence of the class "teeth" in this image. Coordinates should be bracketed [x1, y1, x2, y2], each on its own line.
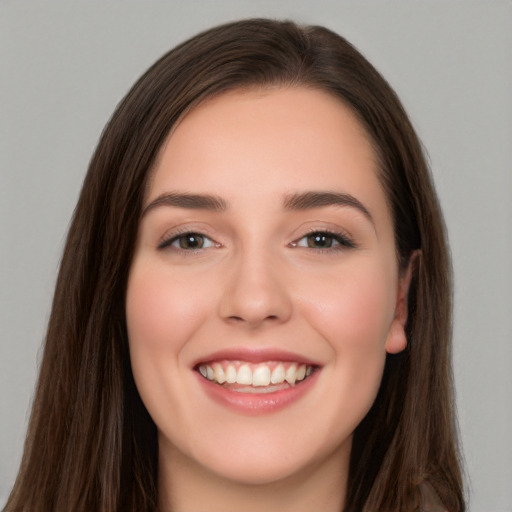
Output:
[226, 364, 237, 384]
[252, 366, 271, 387]
[237, 365, 252, 385]
[198, 361, 313, 388]
[270, 364, 285, 384]
[213, 363, 226, 384]
[285, 364, 297, 385]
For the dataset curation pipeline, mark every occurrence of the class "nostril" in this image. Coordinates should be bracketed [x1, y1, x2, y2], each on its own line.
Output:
[219, 275, 293, 326]
[227, 313, 280, 326]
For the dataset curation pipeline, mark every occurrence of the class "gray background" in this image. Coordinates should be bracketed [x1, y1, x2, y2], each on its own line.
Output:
[1, 1, 511, 510]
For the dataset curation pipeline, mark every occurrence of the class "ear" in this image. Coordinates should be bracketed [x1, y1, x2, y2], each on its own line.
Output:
[385, 251, 420, 354]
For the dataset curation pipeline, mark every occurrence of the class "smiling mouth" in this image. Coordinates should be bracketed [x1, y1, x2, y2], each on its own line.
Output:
[196, 360, 318, 393]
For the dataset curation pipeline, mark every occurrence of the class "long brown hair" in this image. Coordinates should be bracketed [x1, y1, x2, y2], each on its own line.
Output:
[4, 19, 464, 511]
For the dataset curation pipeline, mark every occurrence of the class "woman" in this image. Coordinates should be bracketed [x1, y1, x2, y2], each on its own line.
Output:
[3, 19, 464, 511]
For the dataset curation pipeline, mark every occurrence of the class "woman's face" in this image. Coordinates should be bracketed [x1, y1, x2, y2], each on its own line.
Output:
[126, 87, 410, 487]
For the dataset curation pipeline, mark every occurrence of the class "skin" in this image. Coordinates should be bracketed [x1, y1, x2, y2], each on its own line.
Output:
[125, 87, 412, 512]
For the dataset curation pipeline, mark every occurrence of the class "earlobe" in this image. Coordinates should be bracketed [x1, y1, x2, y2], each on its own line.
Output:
[385, 319, 408, 354]
[385, 251, 420, 355]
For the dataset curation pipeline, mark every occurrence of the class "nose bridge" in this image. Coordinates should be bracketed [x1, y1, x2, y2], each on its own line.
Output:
[219, 242, 292, 327]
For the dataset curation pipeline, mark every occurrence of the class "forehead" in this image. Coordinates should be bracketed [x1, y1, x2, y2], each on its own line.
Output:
[148, 87, 386, 216]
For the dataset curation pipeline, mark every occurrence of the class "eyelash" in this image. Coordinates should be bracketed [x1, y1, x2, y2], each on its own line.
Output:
[158, 231, 216, 251]
[158, 229, 356, 253]
[291, 230, 356, 252]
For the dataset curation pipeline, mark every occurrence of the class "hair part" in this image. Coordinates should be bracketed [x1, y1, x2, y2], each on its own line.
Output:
[4, 18, 464, 512]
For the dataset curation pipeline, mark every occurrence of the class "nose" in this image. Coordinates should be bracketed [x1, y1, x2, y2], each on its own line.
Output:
[218, 250, 293, 328]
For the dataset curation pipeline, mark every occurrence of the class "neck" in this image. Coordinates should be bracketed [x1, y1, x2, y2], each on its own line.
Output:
[157, 441, 349, 512]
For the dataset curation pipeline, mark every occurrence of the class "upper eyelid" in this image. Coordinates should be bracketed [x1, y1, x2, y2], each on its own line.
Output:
[297, 230, 349, 240]
[155, 223, 356, 249]
[292, 229, 356, 248]
[157, 224, 218, 245]
[158, 231, 216, 251]
[292, 225, 354, 242]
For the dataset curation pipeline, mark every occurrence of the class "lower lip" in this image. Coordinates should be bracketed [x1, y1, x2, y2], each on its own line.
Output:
[195, 370, 320, 415]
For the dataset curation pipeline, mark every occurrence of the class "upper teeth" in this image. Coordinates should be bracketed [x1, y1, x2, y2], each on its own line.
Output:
[198, 361, 313, 387]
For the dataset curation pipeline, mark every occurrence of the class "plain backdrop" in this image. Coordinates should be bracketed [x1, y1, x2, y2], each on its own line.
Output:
[1, 2, 511, 510]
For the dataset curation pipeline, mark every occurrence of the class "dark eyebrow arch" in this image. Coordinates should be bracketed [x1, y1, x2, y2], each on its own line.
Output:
[142, 192, 228, 216]
[283, 191, 374, 224]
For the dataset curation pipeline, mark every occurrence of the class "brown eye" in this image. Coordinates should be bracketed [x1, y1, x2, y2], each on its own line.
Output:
[159, 232, 215, 250]
[306, 233, 335, 248]
[294, 231, 356, 250]
[177, 233, 206, 249]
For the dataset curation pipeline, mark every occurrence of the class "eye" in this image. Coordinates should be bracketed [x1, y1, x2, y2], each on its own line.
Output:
[293, 231, 355, 250]
[159, 232, 216, 250]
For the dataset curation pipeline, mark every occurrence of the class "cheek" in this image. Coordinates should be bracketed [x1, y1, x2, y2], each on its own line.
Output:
[125, 262, 209, 357]
[124, 260, 216, 420]
[303, 262, 396, 348]
[299, 261, 396, 409]
[124, 260, 216, 431]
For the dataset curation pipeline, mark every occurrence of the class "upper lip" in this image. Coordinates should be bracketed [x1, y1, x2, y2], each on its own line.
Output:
[192, 347, 322, 367]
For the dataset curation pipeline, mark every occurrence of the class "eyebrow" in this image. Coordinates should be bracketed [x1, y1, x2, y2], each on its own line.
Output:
[142, 190, 373, 225]
[283, 191, 374, 224]
[142, 192, 227, 216]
